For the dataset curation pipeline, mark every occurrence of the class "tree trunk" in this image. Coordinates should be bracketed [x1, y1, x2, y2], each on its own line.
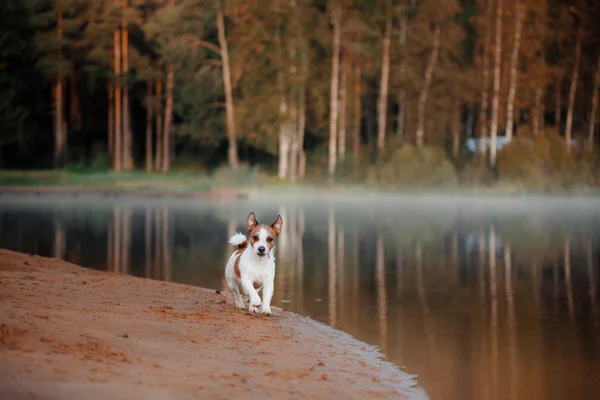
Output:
[396, 2, 408, 139]
[416, 25, 441, 147]
[277, 94, 292, 179]
[289, 113, 299, 182]
[555, 80, 561, 128]
[160, 0, 176, 173]
[338, 55, 348, 162]
[54, 81, 64, 167]
[533, 85, 542, 135]
[69, 68, 81, 131]
[145, 82, 153, 172]
[54, 10, 64, 168]
[353, 50, 361, 170]
[478, 0, 493, 156]
[288, 0, 301, 182]
[217, 3, 239, 170]
[298, 41, 308, 180]
[489, 0, 503, 166]
[113, 18, 122, 172]
[377, 0, 392, 154]
[275, 0, 290, 179]
[565, 28, 582, 153]
[121, 1, 132, 170]
[466, 103, 475, 138]
[155, 77, 162, 171]
[108, 81, 114, 157]
[298, 81, 307, 179]
[505, 2, 523, 141]
[588, 55, 600, 151]
[328, 0, 342, 177]
[452, 104, 461, 158]
[162, 64, 173, 172]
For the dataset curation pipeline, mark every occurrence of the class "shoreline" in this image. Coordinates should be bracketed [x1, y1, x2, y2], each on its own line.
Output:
[2, 184, 600, 202]
[0, 249, 426, 400]
[0, 185, 248, 199]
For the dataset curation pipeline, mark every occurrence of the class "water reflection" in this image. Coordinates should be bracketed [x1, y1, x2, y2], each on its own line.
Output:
[1, 196, 599, 399]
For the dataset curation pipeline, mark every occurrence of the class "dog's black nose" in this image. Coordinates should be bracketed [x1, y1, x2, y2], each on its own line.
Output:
[258, 246, 266, 254]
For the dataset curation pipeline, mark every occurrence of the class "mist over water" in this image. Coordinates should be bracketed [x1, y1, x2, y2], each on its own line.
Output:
[1, 194, 600, 400]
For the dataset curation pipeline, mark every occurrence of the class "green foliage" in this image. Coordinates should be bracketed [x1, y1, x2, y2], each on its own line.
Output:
[305, 144, 372, 184]
[89, 144, 110, 171]
[211, 163, 260, 188]
[497, 127, 595, 190]
[458, 157, 495, 186]
[366, 144, 459, 188]
[0, 0, 39, 143]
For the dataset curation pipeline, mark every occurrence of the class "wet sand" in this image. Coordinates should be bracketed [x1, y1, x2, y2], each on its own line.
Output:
[0, 249, 425, 400]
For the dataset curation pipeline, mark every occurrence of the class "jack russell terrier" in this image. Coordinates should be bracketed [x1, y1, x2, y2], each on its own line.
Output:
[225, 212, 283, 316]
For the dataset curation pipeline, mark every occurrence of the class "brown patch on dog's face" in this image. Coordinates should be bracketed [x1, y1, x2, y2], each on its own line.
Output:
[263, 226, 277, 250]
[248, 225, 262, 248]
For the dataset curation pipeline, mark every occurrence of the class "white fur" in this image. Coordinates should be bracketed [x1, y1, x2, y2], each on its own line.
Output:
[225, 230, 277, 316]
[228, 232, 247, 246]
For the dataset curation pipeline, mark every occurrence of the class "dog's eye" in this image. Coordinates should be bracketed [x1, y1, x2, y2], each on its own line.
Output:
[252, 235, 259, 241]
[266, 237, 273, 243]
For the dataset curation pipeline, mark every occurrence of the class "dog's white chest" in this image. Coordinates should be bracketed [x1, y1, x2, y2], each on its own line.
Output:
[244, 257, 274, 284]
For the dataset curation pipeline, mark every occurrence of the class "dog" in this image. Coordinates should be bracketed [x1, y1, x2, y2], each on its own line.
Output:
[225, 212, 283, 316]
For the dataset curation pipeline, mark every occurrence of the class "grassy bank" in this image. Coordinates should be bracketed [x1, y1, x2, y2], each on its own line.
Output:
[0, 168, 599, 198]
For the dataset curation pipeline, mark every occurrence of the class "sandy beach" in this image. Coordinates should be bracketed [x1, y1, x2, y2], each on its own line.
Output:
[0, 249, 425, 400]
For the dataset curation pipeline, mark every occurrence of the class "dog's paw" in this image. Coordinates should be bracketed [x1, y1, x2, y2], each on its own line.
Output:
[235, 303, 246, 310]
[261, 308, 272, 316]
[249, 304, 261, 313]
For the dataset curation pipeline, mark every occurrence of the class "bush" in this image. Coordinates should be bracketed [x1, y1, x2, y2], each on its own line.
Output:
[458, 155, 495, 186]
[89, 145, 110, 171]
[366, 144, 458, 188]
[171, 153, 208, 173]
[211, 162, 260, 187]
[497, 127, 594, 190]
[304, 145, 372, 184]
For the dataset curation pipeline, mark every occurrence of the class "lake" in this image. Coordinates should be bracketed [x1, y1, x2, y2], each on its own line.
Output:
[1, 193, 599, 400]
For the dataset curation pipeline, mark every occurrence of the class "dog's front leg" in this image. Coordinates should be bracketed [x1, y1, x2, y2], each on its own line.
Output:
[241, 279, 261, 313]
[260, 279, 274, 316]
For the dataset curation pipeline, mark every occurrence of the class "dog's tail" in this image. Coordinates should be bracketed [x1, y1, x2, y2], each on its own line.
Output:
[228, 232, 248, 250]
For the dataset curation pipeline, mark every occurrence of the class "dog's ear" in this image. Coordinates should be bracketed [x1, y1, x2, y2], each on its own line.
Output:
[271, 215, 283, 236]
[247, 212, 259, 232]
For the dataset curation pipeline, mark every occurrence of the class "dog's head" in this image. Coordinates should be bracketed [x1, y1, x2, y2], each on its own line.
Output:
[246, 212, 283, 258]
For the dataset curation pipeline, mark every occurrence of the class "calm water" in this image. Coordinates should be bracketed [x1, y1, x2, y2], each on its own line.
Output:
[1, 194, 600, 400]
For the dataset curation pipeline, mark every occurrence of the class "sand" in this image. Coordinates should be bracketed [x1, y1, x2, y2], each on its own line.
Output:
[0, 249, 425, 400]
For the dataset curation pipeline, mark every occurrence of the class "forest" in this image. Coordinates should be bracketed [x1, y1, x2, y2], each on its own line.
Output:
[1, 0, 600, 190]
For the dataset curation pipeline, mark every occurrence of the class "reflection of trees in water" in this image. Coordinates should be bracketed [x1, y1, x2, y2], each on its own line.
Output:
[588, 240, 598, 322]
[145, 207, 151, 278]
[53, 217, 65, 260]
[337, 229, 345, 327]
[564, 238, 575, 320]
[376, 236, 387, 353]
[505, 245, 517, 400]
[328, 208, 336, 328]
[415, 240, 437, 360]
[105, 205, 172, 280]
[489, 225, 499, 400]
